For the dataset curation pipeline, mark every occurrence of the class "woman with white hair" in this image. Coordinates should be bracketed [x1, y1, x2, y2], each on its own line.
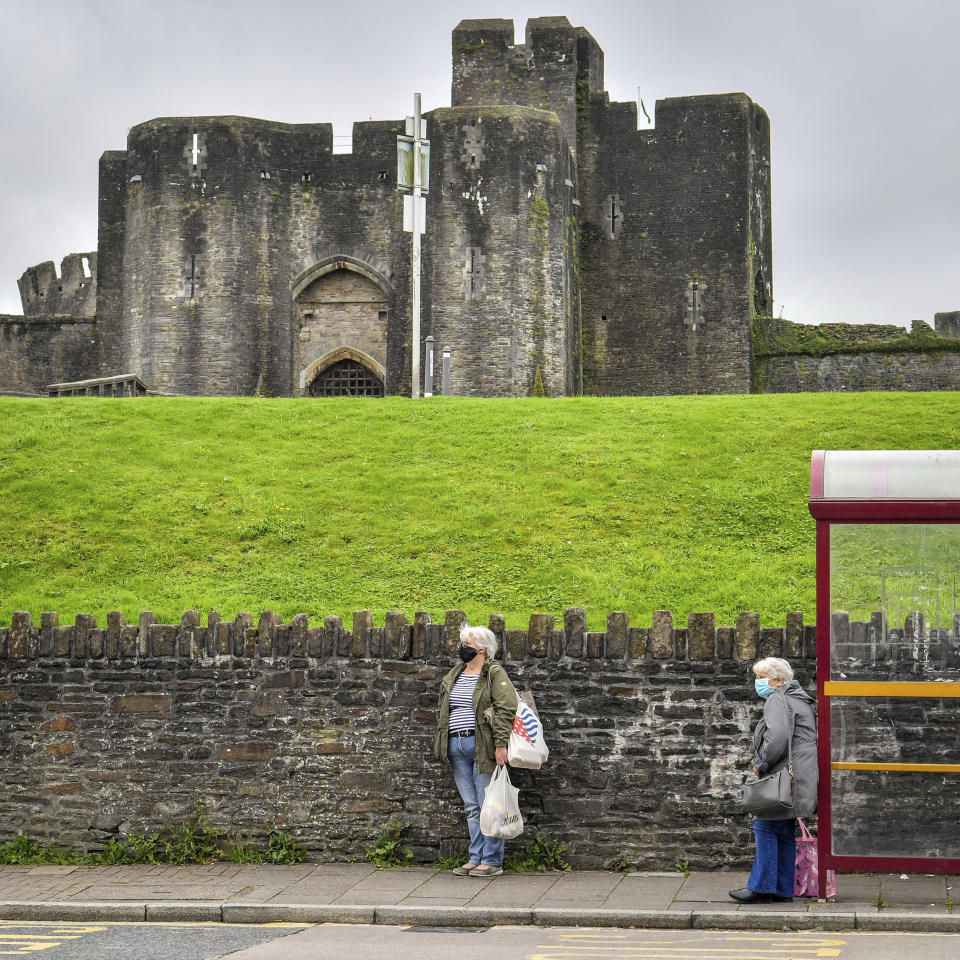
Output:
[729, 656, 819, 904]
[434, 624, 519, 877]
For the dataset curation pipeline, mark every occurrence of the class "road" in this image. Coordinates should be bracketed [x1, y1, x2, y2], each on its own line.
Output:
[2, 921, 960, 959]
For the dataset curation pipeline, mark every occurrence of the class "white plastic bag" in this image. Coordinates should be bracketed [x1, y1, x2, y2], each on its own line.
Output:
[507, 695, 549, 769]
[479, 765, 524, 839]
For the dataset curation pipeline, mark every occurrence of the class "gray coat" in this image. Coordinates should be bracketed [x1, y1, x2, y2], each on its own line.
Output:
[751, 681, 818, 820]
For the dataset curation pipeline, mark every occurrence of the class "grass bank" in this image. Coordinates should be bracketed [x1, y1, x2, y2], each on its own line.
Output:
[1, 393, 956, 630]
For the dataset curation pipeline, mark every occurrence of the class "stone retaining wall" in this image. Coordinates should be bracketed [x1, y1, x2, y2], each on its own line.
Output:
[8, 606, 958, 865]
[0, 607, 820, 869]
[757, 350, 960, 393]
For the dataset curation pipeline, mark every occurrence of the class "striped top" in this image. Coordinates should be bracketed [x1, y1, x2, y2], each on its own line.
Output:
[449, 673, 480, 733]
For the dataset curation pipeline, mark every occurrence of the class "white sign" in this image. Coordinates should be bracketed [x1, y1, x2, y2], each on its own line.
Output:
[396, 138, 430, 194]
[403, 194, 426, 233]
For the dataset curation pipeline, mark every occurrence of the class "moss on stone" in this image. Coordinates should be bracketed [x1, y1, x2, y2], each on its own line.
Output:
[752, 315, 960, 359]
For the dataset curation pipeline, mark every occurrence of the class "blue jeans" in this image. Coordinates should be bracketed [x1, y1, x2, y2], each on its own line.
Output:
[448, 735, 504, 867]
[747, 818, 796, 897]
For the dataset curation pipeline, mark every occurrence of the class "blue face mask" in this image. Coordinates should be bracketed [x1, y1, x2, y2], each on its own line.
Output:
[755, 678, 773, 699]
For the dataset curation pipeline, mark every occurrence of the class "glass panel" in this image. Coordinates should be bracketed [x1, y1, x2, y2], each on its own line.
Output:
[823, 450, 960, 500]
[830, 523, 960, 681]
[831, 696, 960, 857]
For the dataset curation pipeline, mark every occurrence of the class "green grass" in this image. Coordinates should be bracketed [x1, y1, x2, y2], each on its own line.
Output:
[0, 394, 957, 630]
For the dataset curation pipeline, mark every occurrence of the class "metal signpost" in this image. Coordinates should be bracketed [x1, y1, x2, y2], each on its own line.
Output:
[397, 94, 429, 398]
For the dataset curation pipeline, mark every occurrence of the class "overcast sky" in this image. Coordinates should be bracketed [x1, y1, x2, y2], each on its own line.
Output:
[1, 0, 957, 327]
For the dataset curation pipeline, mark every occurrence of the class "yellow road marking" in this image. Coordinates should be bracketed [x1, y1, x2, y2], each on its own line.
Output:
[530, 955, 832, 960]
[535, 947, 840, 957]
[0, 918, 311, 955]
[0, 947, 61, 955]
[0, 921, 308, 929]
[0, 938, 80, 943]
[533, 932, 847, 960]
[726, 939, 846, 947]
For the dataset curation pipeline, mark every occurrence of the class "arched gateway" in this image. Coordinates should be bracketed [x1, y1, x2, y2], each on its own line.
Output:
[292, 256, 392, 397]
[302, 347, 385, 397]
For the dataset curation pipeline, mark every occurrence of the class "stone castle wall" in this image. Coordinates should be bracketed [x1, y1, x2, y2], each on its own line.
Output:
[424, 107, 578, 397]
[758, 350, 960, 393]
[753, 315, 960, 393]
[18, 255, 97, 319]
[0, 315, 98, 395]
[87, 103, 580, 399]
[578, 94, 766, 396]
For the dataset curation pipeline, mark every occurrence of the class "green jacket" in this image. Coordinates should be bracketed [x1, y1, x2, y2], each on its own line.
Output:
[434, 660, 519, 774]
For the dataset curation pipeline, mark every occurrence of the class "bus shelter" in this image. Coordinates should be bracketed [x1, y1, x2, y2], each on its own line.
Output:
[809, 450, 960, 898]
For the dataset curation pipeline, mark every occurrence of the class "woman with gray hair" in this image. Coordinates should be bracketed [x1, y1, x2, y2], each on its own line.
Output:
[434, 624, 519, 877]
[729, 656, 819, 904]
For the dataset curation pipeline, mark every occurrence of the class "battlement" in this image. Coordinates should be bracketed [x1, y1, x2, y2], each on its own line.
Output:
[935, 311, 960, 339]
[18, 253, 97, 318]
[452, 16, 604, 151]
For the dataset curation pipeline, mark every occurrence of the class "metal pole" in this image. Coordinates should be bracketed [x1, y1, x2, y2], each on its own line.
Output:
[424, 336, 434, 397]
[442, 346, 451, 395]
[411, 93, 422, 399]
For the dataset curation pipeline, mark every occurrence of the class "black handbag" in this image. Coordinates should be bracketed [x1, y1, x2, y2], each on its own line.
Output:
[741, 696, 796, 817]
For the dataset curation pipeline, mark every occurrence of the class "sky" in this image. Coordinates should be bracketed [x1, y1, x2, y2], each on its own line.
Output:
[1, 0, 957, 327]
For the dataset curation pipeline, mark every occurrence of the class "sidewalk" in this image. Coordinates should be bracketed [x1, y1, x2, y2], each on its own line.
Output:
[0, 864, 957, 932]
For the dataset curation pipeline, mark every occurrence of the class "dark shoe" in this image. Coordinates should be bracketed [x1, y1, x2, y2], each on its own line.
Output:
[772, 895, 794, 902]
[729, 887, 774, 903]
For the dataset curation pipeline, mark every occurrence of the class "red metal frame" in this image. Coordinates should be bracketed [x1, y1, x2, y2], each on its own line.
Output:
[810, 501, 960, 522]
[815, 518, 831, 900]
[809, 452, 960, 898]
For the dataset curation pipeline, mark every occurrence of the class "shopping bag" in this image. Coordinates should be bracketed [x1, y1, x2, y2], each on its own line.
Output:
[506, 694, 549, 769]
[795, 818, 836, 897]
[479, 765, 524, 839]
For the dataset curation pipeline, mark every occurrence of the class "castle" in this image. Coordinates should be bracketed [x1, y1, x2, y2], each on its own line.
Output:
[2, 17, 957, 397]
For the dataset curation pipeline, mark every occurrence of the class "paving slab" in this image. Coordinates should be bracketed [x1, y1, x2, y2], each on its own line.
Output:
[540, 872, 624, 894]
[832, 873, 882, 902]
[401, 897, 475, 907]
[881, 873, 949, 907]
[674, 872, 748, 902]
[465, 876, 557, 907]
[604, 875, 685, 910]
[807, 899, 870, 913]
[406, 874, 477, 897]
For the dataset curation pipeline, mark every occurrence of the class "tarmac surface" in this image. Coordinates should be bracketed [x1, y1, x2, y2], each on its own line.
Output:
[0, 863, 956, 933]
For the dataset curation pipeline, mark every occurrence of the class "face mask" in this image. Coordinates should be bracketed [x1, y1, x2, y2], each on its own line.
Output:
[755, 678, 773, 699]
[459, 644, 479, 663]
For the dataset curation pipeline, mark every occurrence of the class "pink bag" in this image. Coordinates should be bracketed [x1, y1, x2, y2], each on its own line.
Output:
[795, 818, 836, 897]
